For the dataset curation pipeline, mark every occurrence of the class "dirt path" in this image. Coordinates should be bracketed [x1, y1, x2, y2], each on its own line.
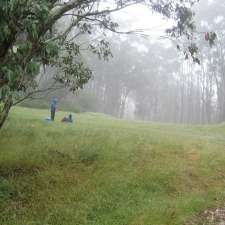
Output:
[185, 208, 225, 225]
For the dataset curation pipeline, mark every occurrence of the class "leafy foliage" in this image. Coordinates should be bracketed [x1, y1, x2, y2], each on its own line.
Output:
[205, 32, 217, 47]
[0, 0, 199, 127]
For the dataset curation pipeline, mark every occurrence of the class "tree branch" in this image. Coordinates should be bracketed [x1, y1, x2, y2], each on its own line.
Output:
[43, 0, 142, 36]
[13, 84, 64, 106]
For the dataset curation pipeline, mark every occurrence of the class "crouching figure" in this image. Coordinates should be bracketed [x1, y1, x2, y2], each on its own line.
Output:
[61, 114, 73, 123]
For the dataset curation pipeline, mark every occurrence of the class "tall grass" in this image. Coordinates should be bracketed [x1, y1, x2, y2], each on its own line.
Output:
[1, 107, 225, 225]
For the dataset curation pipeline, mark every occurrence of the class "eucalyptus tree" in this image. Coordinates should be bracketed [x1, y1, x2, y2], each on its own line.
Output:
[0, 0, 198, 128]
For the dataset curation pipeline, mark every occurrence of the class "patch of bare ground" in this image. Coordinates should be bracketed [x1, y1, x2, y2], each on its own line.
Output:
[186, 208, 225, 225]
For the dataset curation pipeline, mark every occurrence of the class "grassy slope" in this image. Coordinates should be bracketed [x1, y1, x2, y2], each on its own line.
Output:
[1, 107, 225, 225]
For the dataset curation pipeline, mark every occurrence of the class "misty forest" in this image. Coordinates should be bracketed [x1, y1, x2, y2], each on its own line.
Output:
[23, 0, 225, 124]
[2, 0, 225, 225]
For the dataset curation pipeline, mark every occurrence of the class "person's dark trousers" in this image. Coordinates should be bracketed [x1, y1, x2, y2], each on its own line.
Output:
[51, 110, 55, 121]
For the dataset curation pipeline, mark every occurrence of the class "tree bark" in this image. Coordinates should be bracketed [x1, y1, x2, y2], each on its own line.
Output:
[0, 95, 13, 129]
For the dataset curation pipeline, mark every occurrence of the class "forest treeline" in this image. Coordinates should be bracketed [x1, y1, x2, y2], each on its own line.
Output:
[26, 0, 225, 124]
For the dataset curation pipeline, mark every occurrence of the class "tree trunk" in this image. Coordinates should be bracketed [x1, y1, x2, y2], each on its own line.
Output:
[0, 95, 13, 129]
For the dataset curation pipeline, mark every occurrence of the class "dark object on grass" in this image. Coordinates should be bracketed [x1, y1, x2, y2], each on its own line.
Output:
[61, 114, 73, 123]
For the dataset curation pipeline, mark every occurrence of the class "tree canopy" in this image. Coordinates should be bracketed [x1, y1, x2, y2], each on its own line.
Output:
[0, 0, 199, 128]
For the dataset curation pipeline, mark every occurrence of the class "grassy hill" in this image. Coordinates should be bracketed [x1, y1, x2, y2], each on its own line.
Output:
[1, 107, 225, 225]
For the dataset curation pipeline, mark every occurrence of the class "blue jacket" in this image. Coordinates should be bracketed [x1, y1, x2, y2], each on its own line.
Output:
[51, 98, 57, 111]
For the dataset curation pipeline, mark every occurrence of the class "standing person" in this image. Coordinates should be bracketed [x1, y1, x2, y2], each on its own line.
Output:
[50, 97, 57, 121]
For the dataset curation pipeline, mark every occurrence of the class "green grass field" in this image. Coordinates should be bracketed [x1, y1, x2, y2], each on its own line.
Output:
[1, 107, 225, 225]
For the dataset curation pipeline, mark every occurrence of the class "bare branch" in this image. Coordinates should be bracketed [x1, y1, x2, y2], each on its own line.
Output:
[13, 84, 64, 106]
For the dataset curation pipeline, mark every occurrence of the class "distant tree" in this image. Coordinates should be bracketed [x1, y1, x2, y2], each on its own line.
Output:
[0, 0, 198, 128]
